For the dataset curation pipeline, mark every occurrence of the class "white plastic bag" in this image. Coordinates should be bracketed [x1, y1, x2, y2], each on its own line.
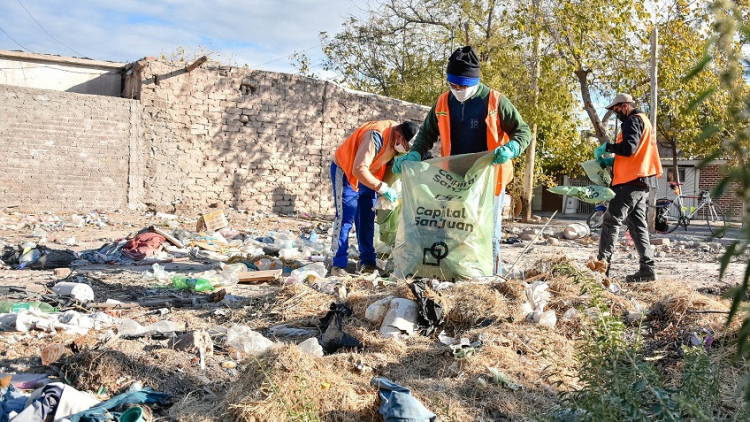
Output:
[392, 152, 498, 281]
[226, 324, 275, 356]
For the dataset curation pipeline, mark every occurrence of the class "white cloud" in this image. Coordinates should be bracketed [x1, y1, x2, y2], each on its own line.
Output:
[0, 0, 365, 74]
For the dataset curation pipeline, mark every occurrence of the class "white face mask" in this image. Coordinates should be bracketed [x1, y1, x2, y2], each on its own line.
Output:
[450, 84, 479, 103]
[394, 143, 407, 154]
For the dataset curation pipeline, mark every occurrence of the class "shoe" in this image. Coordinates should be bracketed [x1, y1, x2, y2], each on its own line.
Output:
[625, 270, 657, 283]
[330, 267, 348, 277]
[360, 264, 378, 274]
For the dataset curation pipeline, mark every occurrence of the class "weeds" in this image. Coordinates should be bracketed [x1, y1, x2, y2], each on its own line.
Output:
[547, 263, 735, 421]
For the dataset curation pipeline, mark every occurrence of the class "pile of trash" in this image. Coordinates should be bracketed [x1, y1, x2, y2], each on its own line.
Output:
[0, 209, 745, 421]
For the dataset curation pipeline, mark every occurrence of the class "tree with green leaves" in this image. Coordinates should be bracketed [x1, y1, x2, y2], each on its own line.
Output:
[688, 0, 750, 400]
[313, 0, 583, 191]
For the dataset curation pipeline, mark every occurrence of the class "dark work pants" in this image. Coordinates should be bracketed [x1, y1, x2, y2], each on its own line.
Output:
[597, 184, 655, 275]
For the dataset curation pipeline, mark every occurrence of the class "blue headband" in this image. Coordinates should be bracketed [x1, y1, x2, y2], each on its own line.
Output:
[447, 73, 480, 87]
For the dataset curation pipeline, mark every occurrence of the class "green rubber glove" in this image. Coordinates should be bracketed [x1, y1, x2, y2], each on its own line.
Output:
[492, 141, 521, 164]
[392, 151, 421, 174]
[381, 187, 399, 202]
[593, 143, 608, 160]
[600, 156, 614, 168]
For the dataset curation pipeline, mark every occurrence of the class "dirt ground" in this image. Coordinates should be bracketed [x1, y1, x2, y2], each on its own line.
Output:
[0, 208, 746, 421]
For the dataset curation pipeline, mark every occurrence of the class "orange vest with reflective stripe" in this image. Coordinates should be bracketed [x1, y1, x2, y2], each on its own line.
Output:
[435, 90, 512, 195]
[612, 113, 663, 186]
[335, 120, 396, 191]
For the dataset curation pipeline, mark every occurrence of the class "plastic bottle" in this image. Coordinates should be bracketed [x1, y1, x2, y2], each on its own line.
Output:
[214, 263, 245, 287]
[171, 275, 215, 292]
[17, 248, 42, 269]
[0, 301, 58, 313]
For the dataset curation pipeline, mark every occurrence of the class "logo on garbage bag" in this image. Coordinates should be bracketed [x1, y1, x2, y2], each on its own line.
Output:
[423, 241, 449, 266]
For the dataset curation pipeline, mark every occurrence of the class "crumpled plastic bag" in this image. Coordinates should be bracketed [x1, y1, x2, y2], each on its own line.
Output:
[581, 159, 612, 186]
[547, 185, 615, 204]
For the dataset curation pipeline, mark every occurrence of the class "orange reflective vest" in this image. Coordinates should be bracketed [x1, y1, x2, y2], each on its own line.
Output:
[435, 90, 512, 195]
[334, 120, 396, 191]
[612, 113, 663, 186]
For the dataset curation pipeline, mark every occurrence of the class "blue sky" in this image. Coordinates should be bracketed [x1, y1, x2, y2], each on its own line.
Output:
[0, 0, 365, 74]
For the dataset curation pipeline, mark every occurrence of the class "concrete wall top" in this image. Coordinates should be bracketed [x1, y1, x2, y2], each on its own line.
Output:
[0, 50, 126, 97]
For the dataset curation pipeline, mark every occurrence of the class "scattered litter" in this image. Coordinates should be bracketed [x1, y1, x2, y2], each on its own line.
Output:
[52, 282, 95, 302]
[371, 377, 436, 422]
[296, 337, 324, 357]
[320, 303, 361, 354]
[563, 222, 590, 240]
[408, 280, 445, 335]
[225, 325, 275, 357]
[481, 367, 523, 390]
[379, 298, 419, 339]
[267, 325, 317, 338]
[365, 295, 394, 323]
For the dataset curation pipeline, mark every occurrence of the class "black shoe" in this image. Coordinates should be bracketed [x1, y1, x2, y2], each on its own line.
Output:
[360, 264, 378, 274]
[625, 271, 657, 283]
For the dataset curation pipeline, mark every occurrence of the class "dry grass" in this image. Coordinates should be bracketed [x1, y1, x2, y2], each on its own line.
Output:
[221, 345, 379, 422]
[59, 255, 750, 421]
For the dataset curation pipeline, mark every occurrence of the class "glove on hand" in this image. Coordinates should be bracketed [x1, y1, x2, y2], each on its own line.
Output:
[599, 156, 614, 168]
[381, 187, 399, 203]
[492, 141, 521, 164]
[392, 150, 421, 174]
[593, 143, 608, 160]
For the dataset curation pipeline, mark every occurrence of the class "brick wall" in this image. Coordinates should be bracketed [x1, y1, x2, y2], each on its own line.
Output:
[136, 60, 429, 215]
[699, 165, 743, 220]
[0, 85, 140, 212]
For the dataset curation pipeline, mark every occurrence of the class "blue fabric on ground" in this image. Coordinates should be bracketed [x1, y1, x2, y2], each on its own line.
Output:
[0, 384, 29, 422]
[65, 388, 169, 422]
[371, 377, 436, 422]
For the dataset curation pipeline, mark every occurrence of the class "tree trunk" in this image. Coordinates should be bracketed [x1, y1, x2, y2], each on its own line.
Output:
[671, 139, 680, 186]
[522, 3, 541, 223]
[575, 69, 609, 144]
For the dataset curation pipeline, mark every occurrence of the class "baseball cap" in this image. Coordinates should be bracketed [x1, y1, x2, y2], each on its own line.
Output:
[605, 93, 634, 110]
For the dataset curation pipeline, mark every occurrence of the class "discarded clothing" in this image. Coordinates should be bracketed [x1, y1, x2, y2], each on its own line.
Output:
[79, 240, 132, 265]
[121, 233, 166, 261]
[65, 387, 169, 422]
[31, 246, 77, 270]
[9, 382, 63, 422]
[371, 377, 436, 422]
[320, 303, 361, 354]
[0, 384, 28, 422]
[408, 280, 444, 336]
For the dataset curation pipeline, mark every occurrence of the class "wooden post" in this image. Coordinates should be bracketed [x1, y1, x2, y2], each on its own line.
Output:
[522, 0, 541, 223]
[186, 56, 208, 72]
[648, 27, 658, 232]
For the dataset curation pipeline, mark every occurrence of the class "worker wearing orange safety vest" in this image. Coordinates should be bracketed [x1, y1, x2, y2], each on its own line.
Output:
[594, 93, 663, 283]
[392, 46, 532, 276]
[330, 120, 420, 278]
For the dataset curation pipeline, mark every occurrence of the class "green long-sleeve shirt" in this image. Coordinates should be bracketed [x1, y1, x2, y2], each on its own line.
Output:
[411, 83, 531, 158]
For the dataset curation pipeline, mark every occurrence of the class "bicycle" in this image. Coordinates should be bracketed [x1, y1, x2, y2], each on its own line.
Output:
[662, 182, 727, 237]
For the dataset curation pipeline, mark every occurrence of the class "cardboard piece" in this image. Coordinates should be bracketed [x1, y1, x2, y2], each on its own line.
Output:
[196, 210, 229, 232]
[238, 269, 283, 284]
[150, 225, 185, 248]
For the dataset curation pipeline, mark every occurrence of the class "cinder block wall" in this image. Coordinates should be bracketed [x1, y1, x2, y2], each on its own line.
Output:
[0, 85, 139, 212]
[137, 61, 428, 215]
